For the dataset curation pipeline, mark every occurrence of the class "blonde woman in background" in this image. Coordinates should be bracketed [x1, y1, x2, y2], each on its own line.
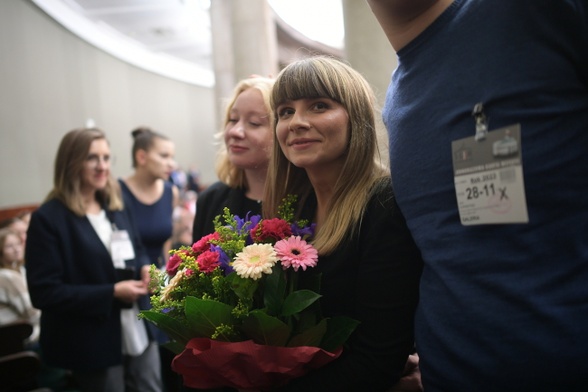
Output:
[192, 76, 275, 241]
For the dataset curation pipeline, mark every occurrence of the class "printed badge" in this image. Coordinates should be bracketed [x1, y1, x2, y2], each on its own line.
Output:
[452, 124, 528, 225]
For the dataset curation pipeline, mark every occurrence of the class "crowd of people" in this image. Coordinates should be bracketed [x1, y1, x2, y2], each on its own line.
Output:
[1, 0, 586, 390]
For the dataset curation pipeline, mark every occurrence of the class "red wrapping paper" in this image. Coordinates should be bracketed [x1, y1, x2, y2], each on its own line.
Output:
[172, 338, 343, 390]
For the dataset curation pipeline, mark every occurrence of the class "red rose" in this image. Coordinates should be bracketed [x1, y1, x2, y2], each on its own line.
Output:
[197, 250, 221, 273]
[251, 218, 292, 243]
[166, 253, 182, 276]
[192, 232, 220, 254]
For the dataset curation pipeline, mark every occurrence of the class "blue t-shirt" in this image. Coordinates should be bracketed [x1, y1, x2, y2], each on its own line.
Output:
[384, 0, 588, 390]
[119, 180, 174, 267]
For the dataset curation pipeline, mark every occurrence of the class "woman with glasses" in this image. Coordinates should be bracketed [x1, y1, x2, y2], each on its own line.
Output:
[25, 128, 162, 392]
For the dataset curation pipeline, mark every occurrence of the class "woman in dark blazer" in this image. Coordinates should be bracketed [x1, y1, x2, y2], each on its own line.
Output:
[26, 128, 162, 392]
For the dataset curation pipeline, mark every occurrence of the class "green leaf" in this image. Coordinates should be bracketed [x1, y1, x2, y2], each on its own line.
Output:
[184, 296, 234, 338]
[241, 310, 290, 346]
[281, 290, 321, 317]
[140, 310, 191, 346]
[320, 316, 361, 352]
[287, 318, 327, 347]
[226, 273, 258, 306]
[294, 309, 319, 332]
[264, 264, 287, 315]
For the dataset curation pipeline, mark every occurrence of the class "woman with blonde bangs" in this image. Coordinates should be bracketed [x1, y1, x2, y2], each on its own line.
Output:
[265, 57, 386, 254]
[192, 76, 275, 241]
[26, 128, 162, 392]
[264, 56, 423, 391]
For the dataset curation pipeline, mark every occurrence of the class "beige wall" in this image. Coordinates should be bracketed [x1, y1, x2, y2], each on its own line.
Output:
[0, 0, 219, 208]
[0, 0, 398, 209]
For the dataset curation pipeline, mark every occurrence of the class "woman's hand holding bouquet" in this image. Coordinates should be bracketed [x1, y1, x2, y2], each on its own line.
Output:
[141, 196, 359, 390]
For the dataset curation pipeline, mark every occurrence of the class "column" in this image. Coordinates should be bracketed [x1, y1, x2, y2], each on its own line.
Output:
[342, 0, 398, 166]
[342, 0, 397, 105]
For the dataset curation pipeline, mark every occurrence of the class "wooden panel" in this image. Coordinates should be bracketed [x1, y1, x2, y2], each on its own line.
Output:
[0, 204, 38, 224]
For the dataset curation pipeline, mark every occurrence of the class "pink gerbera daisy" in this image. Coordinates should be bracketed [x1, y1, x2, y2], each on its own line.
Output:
[274, 236, 318, 272]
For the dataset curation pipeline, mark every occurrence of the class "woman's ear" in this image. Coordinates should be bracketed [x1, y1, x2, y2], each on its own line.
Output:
[136, 149, 147, 166]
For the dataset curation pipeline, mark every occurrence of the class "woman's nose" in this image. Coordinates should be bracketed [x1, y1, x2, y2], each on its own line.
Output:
[227, 122, 245, 138]
[288, 112, 309, 132]
[95, 157, 109, 169]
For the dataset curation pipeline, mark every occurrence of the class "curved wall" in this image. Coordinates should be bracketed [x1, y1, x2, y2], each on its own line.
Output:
[0, 0, 218, 207]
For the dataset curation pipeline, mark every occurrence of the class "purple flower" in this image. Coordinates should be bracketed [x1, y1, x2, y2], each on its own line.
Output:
[234, 213, 262, 235]
[234, 213, 262, 245]
[212, 245, 233, 275]
[291, 222, 316, 238]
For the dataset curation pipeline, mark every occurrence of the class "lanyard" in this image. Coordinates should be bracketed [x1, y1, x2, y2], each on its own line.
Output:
[472, 102, 488, 141]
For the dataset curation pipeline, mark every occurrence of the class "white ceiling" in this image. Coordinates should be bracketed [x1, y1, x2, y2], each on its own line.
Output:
[62, 0, 214, 68]
[30, 0, 343, 87]
[31, 0, 214, 85]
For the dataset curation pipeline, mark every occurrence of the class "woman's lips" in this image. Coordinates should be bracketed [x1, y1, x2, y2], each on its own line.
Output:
[288, 138, 318, 148]
[229, 145, 248, 153]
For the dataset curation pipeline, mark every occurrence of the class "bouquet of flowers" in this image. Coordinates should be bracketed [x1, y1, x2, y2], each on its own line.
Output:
[141, 196, 359, 390]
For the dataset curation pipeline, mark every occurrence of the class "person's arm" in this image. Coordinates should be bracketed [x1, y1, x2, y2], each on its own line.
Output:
[366, 0, 454, 50]
[0, 271, 40, 322]
[388, 353, 423, 392]
[162, 183, 182, 265]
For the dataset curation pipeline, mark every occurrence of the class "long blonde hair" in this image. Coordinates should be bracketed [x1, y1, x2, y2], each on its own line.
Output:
[264, 56, 388, 255]
[215, 76, 275, 189]
[46, 128, 123, 216]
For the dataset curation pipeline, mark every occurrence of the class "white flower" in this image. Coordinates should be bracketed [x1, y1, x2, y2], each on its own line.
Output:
[232, 243, 278, 280]
[160, 269, 186, 302]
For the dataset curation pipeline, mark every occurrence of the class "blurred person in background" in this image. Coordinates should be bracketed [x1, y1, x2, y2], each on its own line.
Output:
[119, 126, 180, 392]
[25, 127, 161, 392]
[0, 227, 40, 345]
[192, 76, 275, 241]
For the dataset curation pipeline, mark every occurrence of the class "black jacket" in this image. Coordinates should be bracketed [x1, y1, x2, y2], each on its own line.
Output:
[26, 198, 150, 371]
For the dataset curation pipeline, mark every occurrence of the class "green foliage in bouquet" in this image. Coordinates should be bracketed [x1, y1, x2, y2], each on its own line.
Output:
[140, 195, 359, 354]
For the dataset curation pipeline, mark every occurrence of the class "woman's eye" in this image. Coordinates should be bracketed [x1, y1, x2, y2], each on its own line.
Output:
[86, 155, 109, 165]
[312, 101, 328, 110]
[278, 108, 294, 118]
